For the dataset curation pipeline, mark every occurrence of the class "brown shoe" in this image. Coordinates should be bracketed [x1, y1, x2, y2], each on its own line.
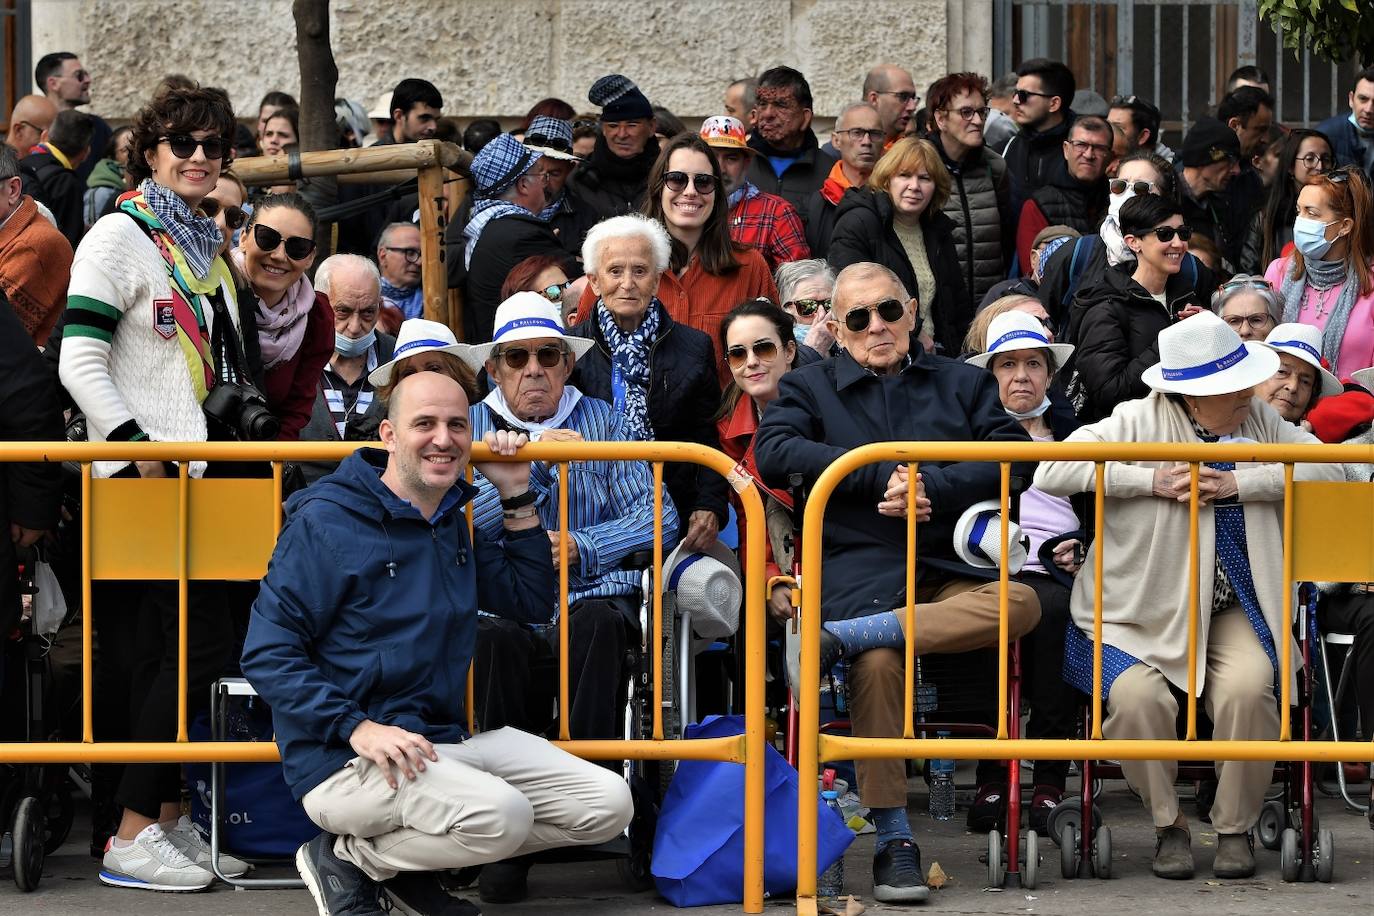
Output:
[1213, 832, 1255, 879]
[1152, 825, 1194, 880]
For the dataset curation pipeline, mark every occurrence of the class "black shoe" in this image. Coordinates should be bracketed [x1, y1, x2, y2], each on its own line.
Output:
[872, 838, 929, 904]
[819, 628, 844, 675]
[296, 832, 388, 916]
[385, 870, 481, 915]
[477, 859, 529, 904]
[1029, 785, 1063, 836]
[965, 783, 1007, 833]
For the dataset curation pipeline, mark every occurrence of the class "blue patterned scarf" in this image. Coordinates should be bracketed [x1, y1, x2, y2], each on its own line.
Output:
[463, 199, 529, 269]
[595, 298, 661, 441]
[139, 179, 223, 280]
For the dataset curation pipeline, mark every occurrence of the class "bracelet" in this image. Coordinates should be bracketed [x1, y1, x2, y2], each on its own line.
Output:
[502, 505, 538, 521]
[500, 489, 536, 510]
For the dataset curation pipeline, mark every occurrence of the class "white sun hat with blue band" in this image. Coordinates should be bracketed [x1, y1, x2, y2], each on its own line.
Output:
[965, 310, 1075, 370]
[460, 291, 595, 371]
[953, 499, 1029, 574]
[1261, 323, 1343, 397]
[368, 318, 472, 387]
[1141, 310, 1279, 396]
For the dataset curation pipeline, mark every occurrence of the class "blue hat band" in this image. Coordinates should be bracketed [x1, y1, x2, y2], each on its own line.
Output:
[494, 316, 564, 341]
[1269, 339, 1321, 363]
[668, 553, 705, 591]
[394, 338, 451, 357]
[1160, 343, 1249, 381]
[967, 512, 994, 562]
[988, 328, 1051, 353]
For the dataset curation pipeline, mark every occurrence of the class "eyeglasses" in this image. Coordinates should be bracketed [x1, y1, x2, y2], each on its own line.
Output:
[786, 297, 830, 317]
[498, 343, 567, 370]
[1013, 89, 1054, 105]
[69, 69, 91, 82]
[1297, 152, 1335, 170]
[1219, 276, 1274, 293]
[1222, 313, 1275, 331]
[384, 246, 422, 264]
[663, 171, 716, 194]
[837, 127, 885, 144]
[537, 281, 570, 303]
[875, 90, 920, 105]
[199, 197, 246, 230]
[1109, 178, 1156, 196]
[1139, 225, 1193, 243]
[158, 134, 229, 160]
[1067, 138, 1112, 157]
[725, 339, 780, 368]
[12, 120, 42, 135]
[252, 223, 317, 261]
[841, 298, 906, 332]
[941, 105, 991, 122]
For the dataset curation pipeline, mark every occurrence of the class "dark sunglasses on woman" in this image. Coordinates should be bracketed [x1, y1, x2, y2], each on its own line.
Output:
[663, 171, 715, 194]
[1109, 178, 1155, 196]
[200, 198, 246, 230]
[159, 134, 229, 160]
[842, 298, 906, 332]
[725, 339, 780, 368]
[1141, 225, 1193, 243]
[786, 297, 830, 317]
[252, 223, 317, 261]
[498, 343, 567, 371]
[537, 281, 571, 303]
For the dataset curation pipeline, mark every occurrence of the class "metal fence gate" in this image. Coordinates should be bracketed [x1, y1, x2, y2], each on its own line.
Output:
[993, 0, 1364, 141]
[0, 0, 31, 133]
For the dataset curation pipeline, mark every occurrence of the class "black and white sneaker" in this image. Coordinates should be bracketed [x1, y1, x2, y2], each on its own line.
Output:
[385, 870, 482, 915]
[295, 832, 388, 916]
[872, 838, 929, 904]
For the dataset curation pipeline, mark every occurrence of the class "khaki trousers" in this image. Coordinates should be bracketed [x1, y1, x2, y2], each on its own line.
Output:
[846, 577, 1041, 808]
[1104, 605, 1279, 834]
[301, 726, 633, 881]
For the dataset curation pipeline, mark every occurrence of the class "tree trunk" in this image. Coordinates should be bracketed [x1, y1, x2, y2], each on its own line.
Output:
[291, 0, 338, 272]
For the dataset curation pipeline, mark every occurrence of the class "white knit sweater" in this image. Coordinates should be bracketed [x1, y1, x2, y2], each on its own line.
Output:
[59, 212, 239, 478]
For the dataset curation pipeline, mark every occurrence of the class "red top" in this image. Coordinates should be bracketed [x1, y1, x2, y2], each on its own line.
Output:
[717, 393, 793, 580]
[263, 292, 335, 441]
[728, 192, 810, 271]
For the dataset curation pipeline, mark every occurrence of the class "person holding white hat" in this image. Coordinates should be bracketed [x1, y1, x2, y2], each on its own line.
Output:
[367, 317, 474, 399]
[464, 291, 678, 905]
[1256, 322, 1344, 423]
[1036, 310, 1343, 880]
[966, 309, 1085, 835]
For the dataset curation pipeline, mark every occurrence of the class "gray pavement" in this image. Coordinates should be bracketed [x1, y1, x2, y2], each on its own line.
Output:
[8, 776, 1374, 914]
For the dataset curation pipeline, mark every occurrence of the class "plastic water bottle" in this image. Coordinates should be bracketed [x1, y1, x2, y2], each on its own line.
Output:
[928, 732, 956, 821]
[818, 790, 845, 898]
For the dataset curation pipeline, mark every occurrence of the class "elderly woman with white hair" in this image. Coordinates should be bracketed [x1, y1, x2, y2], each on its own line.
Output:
[1036, 311, 1342, 882]
[1212, 275, 1283, 342]
[567, 213, 728, 550]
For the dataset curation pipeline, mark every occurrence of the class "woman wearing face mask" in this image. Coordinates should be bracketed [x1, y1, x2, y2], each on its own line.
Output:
[1038, 150, 1216, 342]
[234, 191, 333, 440]
[1262, 167, 1374, 378]
[1073, 194, 1207, 422]
[1238, 129, 1335, 275]
[775, 258, 836, 350]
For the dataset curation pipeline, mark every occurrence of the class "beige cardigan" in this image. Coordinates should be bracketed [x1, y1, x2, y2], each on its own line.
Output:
[1034, 392, 1342, 695]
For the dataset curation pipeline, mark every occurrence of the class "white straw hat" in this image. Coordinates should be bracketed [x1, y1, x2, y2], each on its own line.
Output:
[965, 310, 1075, 370]
[1141, 310, 1279, 396]
[953, 500, 1028, 574]
[1262, 324, 1343, 397]
[461, 292, 594, 371]
[661, 539, 743, 640]
[368, 318, 470, 387]
[1352, 366, 1374, 391]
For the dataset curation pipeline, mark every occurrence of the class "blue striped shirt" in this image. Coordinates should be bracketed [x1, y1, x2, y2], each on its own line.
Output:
[470, 393, 679, 611]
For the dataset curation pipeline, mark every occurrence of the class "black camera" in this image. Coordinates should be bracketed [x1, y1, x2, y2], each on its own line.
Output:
[202, 381, 281, 441]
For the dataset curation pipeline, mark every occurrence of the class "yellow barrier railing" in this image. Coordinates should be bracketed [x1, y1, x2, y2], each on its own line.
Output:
[794, 440, 1374, 915]
[0, 440, 768, 913]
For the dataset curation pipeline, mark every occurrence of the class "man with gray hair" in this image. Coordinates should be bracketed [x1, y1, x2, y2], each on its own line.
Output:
[292, 253, 397, 488]
[376, 222, 424, 320]
[984, 72, 1020, 153]
[804, 102, 881, 257]
[755, 261, 1039, 906]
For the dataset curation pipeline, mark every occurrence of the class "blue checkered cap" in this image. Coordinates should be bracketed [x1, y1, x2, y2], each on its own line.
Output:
[471, 132, 542, 197]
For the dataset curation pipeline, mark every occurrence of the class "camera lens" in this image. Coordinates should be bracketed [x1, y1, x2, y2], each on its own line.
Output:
[241, 404, 280, 441]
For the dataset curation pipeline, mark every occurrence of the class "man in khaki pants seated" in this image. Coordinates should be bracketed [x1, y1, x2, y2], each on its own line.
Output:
[243, 371, 633, 916]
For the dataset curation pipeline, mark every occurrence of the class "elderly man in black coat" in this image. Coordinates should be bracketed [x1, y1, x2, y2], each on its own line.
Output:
[754, 261, 1040, 905]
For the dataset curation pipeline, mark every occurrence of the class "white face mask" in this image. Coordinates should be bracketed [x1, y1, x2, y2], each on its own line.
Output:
[1107, 187, 1135, 223]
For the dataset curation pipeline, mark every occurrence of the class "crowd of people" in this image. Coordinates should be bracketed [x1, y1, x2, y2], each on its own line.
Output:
[1, 46, 1373, 914]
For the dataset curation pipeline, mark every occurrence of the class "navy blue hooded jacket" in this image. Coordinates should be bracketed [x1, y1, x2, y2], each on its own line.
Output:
[241, 448, 556, 800]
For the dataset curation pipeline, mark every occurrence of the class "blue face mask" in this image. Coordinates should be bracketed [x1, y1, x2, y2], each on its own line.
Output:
[792, 324, 810, 345]
[334, 328, 376, 358]
[1292, 216, 1339, 260]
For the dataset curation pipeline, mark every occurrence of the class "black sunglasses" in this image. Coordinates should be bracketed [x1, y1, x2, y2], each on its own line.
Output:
[537, 281, 570, 303]
[200, 197, 246, 230]
[1140, 225, 1193, 243]
[159, 134, 229, 160]
[252, 223, 317, 261]
[1013, 89, 1054, 105]
[1109, 178, 1155, 196]
[725, 339, 780, 368]
[498, 343, 567, 371]
[525, 132, 574, 154]
[663, 171, 716, 194]
[842, 298, 906, 332]
[786, 297, 830, 317]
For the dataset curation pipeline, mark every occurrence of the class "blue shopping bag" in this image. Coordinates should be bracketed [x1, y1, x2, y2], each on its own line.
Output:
[651, 714, 853, 906]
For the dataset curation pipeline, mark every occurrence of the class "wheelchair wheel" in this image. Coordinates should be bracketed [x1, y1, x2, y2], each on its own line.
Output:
[657, 618, 682, 800]
[1059, 823, 1077, 879]
[986, 830, 1004, 887]
[1314, 828, 1335, 884]
[1257, 799, 1284, 851]
[1022, 830, 1039, 889]
[11, 796, 44, 892]
[1279, 828, 1300, 882]
[1091, 825, 1111, 879]
[1047, 797, 1098, 844]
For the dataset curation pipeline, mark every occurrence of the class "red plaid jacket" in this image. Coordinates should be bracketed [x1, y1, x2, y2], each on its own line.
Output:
[728, 188, 810, 270]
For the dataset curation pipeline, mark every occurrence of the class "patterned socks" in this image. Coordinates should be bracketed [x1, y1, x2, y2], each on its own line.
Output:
[822, 610, 906, 656]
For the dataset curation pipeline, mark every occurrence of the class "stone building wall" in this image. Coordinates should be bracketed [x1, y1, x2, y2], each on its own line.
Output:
[35, 0, 953, 124]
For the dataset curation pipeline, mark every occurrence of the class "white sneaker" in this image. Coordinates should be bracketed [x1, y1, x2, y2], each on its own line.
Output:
[164, 815, 252, 879]
[99, 822, 213, 892]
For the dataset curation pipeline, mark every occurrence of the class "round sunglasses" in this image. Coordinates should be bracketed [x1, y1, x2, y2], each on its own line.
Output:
[200, 197, 246, 230]
[725, 339, 780, 368]
[252, 223, 317, 261]
[1109, 178, 1156, 196]
[663, 171, 716, 194]
[537, 281, 571, 303]
[841, 298, 906, 332]
[158, 134, 229, 161]
[497, 343, 567, 371]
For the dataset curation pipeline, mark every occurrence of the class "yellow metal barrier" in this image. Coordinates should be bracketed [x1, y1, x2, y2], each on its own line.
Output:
[794, 440, 1374, 915]
[0, 440, 769, 914]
